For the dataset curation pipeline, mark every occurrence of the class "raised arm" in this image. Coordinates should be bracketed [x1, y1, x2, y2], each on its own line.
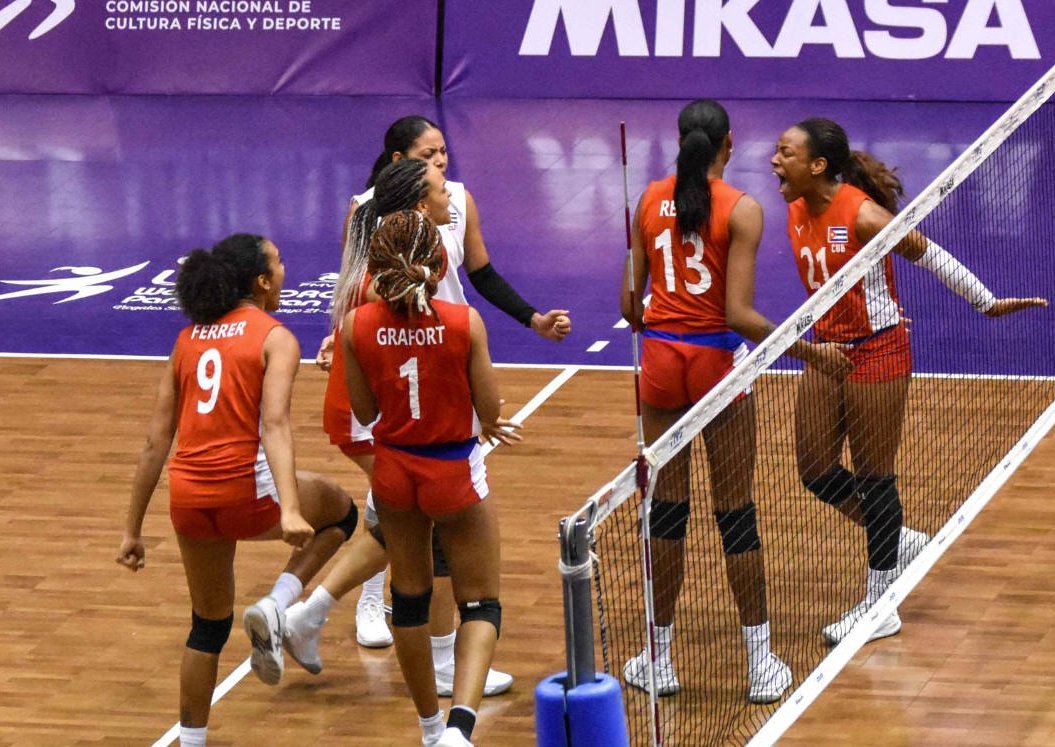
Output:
[463, 189, 571, 341]
[857, 200, 1047, 317]
[117, 354, 179, 572]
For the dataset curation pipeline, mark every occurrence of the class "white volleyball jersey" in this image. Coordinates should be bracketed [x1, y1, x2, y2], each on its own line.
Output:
[353, 180, 468, 304]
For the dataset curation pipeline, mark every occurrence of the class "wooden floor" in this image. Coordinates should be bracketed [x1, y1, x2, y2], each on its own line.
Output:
[0, 358, 1053, 746]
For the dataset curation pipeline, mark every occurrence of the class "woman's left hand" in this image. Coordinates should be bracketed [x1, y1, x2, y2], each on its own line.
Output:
[531, 309, 572, 342]
[985, 297, 1048, 317]
[482, 416, 524, 447]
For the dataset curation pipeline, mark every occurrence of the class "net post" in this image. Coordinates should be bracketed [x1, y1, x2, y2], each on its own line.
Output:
[559, 511, 596, 689]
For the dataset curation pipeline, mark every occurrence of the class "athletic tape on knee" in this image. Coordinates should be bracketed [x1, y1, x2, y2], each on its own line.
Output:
[320, 502, 359, 541]
[458, 598, 502, 638]
[713, 503, 761, 555]
[186, 611, 233, 655]
[431, 532, 450, 578]
[390, 585, 432, 628]
[649, 500, 690, 540]
[803, 466, 858, 506]
[859, 475, 903, 571]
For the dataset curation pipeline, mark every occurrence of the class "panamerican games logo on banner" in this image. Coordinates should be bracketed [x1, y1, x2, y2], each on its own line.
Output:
[0, 261, 336, 316]
[0, 0, 74, 39]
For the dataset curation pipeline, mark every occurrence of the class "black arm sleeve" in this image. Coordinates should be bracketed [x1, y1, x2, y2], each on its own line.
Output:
[467, 262, 537, 327]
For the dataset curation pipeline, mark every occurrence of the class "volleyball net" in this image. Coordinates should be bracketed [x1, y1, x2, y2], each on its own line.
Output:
[557, 66, 1055, 746]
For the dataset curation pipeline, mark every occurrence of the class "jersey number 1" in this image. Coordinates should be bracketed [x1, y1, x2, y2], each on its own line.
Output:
[399, 357, 421, 420]
[656, 228, 711, 295]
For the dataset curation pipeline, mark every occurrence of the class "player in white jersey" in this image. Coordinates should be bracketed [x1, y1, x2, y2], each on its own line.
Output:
[291, 118, 568, 722]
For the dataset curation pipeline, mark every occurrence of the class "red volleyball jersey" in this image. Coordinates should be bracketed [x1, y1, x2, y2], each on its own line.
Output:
[351, 299, 478, 446]
[637, 175, 744, 333]
[168, 305, 281, 508]
[323, 273, 373, 447]
[787, 184, 901, 342]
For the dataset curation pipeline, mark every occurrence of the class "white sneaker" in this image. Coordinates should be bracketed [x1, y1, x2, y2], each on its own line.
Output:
[283, 600, 324, 674]
[243, 596, 285, 685]
[623, 648, 680, 696]
[897, 527, 929, 574]
[747, 653, 792, 704]
[822, 600, 902, 645]
[434, 658, 514, 697]
[435, 727, 474, 747]
[355, 596, 393, 648]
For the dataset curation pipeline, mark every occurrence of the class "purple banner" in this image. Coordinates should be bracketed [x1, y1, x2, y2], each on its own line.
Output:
[0, 0, 435, 95]
[443, 0, 1053, 101]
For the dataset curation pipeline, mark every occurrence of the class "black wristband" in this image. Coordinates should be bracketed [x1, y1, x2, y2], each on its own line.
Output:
[467, 262, 537, 327]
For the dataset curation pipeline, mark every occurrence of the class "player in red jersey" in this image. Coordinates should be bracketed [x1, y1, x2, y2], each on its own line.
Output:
[621, 100, 851, 704]
[342, 210, 516, 747]
[116, 234, 358, 746]
[772, 117, 1047, 644]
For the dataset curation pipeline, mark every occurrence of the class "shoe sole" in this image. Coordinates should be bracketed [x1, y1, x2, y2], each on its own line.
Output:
[436, 679, 514, 698]
[243, 609, 283, 685]
[281, 637, 322, 675]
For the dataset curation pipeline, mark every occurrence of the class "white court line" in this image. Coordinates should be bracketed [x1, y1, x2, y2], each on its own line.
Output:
[746, 395, 1055, 747]
[153, 365, 580, 746]
[586, 340, 610, 353]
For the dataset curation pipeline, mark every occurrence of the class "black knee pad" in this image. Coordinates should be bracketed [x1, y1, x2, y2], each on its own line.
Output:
[713, 503, 761, 555]
[803, 465, 858, 505]
[458, 598, 501, 638]
[186, 611, 233, 655]
[391, 585, 432, 628]
[320, 503, 359, 541]
[649, 500, 690, 540]
[432, 532, 450, 578]
[859, 474, 903, 571]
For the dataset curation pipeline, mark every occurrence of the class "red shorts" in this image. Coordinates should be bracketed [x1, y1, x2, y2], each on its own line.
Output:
[338, 441, 374, 459]
[372, 440, 487, 516]
[170, 497, 280, 540]
[838, 324, 912, 383]
[640, 334, 746, 410]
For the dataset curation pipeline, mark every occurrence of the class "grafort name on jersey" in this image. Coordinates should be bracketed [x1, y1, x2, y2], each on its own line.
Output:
[520, 0, 1040, 60]
[376, 325, 447, 347]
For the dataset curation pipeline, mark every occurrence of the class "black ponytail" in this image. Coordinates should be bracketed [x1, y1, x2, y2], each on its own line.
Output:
[674, 99, 730, 239]
[365, 115, 440, 188]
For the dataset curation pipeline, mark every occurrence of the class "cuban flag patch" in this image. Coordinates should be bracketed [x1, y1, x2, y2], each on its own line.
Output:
[828, 226, 849, 244]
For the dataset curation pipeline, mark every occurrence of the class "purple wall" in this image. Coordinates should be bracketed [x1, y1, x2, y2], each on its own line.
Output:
[442, 0, 1053, 101]
[0, 0, 436, 95]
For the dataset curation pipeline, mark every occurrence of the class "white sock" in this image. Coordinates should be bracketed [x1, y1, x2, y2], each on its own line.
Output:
[432, 631, 456, 669]
[360, 567, 386, 604]
[419, 710, 445, 743]
[742, 622, 771, 672]
[305, 585, 337, 624]
[654, 624, 673, 660]
[268, 572, 303, 612]
[179, 725, 207, 746]
[866, 568, 897, 604]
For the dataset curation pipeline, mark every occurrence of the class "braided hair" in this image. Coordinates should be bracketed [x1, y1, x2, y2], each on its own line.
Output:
[331, 159, 431, 325]
[366, 115, 440, 189]
[675, 99, 730, 240]
[368, 210, 445, 318]
[796, 118, 904, 214]
[176, 233, 268, 324]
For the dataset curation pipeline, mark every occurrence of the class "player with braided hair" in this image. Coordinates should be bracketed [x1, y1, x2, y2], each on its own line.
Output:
[342, 210, 514, 747]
